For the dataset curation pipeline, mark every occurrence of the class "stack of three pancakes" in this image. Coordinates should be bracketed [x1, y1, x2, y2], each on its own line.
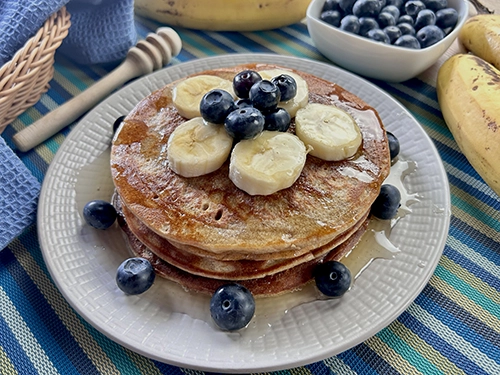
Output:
[110, 64, 391, 297]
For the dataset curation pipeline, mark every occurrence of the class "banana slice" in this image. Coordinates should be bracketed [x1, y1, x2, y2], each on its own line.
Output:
[229, 131, 307, 195]
[295, 103, 362, 161]
[173, 75, 235, 119]
[259, 69, 309, 118]
[167, 117, 233, 177]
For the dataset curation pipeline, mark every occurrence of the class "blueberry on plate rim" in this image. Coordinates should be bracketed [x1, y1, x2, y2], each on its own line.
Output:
[210, 283, 256, 331]
[116, 257, 156, 295]
[113, 115, 126, 133]
[386, 131, 400, 160]
[314, 261, 352, 298]
[371, 184, 402, 220]
[83, 199, 117, 230]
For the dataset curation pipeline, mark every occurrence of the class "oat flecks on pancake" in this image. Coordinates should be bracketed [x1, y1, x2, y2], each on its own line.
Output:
[111, 64, 390, 256]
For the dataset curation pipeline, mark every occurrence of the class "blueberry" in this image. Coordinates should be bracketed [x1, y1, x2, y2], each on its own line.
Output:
[384, 25, 402, 43]
[321, 10, 342, 27]
[235, 98, 253, 109]
[435, 8, 458, 29]
[377, 0, 387, 9]
[398, 14, 414, 26]
[210, 283, 255, 331]
[322, 0, 343, 12]
[116, 257, 155, 295]
[271, 74, 297, 102]
[416, 24, 444, 48]
[340, 15, 361, 34]
[233, 70, 262, 99]
[414, 9, 436, 30]
[397, 22, 416, 36]
[394, 34, 421, 48]
[200, 89, 236, 124]
[367, 28, 391, 43]
[359, 17, 380, 36]
[371, 184, 401, 219]
[385, 0, 403, 9]
[380, 5, 400, 22]
[314, 261, 351, 298]
[339, 0, 357, 13]
[264, 108, 291, 132]
[377, 12, 396, 28]
[249, 80, 281, 112]
[83, 200, 117, 230]
[386, 131, 400, 159]
[224, 107, 265, 140]
[352, 0, 381, 18]
[422, 0, 447, 12]
[405, 1, 426, 18]
[113, 115, 126, 133]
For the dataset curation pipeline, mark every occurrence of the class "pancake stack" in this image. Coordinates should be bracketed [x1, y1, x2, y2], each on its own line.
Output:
[111, 63, 391, 297]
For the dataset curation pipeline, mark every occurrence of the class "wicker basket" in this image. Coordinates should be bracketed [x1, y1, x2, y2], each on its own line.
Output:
[0, 7, 71, 134]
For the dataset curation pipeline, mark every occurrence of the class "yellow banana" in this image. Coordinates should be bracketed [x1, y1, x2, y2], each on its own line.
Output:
[437, 54, 500, 196]
[458, 14, 500, 69]
[459, 14, 500, 70]
[134, 0, 311, 31]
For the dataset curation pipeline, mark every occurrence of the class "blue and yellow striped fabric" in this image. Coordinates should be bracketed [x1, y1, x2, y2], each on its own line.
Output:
[1, 16, 499, 375]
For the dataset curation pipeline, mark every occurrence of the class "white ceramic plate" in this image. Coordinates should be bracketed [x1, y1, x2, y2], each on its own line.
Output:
[38, 54, 450, 373]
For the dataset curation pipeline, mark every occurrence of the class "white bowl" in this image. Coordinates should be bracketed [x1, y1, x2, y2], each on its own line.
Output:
[306, 0, 469, 82]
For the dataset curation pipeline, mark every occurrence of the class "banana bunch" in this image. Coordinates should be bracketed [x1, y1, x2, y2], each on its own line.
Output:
[436, 54, 500, 196]
[436, 14, 500, 196]
[167, 70, 362, 195]
[134, 0, 311, 31]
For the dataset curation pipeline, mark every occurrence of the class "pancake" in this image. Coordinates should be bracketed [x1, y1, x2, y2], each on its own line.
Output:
[116, 200, 369, 297]
[115, 193, 369, 280]
[111, 63, 391, 256]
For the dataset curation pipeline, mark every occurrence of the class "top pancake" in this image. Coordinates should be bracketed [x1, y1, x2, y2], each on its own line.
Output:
[111, 63, 390, 255]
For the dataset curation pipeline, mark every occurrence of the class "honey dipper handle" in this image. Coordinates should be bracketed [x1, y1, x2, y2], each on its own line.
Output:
[12, 48, 154, 152]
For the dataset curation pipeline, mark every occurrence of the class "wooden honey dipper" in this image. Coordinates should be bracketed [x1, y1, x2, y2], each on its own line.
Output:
[12, 27, 183, 152]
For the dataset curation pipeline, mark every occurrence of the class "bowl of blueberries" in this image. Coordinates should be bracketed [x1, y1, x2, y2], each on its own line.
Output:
[306, 0, 469, 82]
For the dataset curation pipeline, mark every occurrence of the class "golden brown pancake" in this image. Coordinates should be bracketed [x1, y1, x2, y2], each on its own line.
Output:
[116, 201, 369, 297]
[111, 64, 390, 257]
[115, 194, 368, 280]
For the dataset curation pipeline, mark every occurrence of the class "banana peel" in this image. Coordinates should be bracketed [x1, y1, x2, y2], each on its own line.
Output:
[459, 14, 500, 70]
[134, 0, 311, 31]
[437, 53, 500, 196]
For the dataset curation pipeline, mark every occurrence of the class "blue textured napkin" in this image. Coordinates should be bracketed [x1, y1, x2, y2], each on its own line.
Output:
[0, 136, 40, 250]
[59, 0, 137, 65]
[0, 0, 136, 66]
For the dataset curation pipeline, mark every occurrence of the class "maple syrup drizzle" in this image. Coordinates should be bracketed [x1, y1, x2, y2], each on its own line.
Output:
[76, 150, 419, 334]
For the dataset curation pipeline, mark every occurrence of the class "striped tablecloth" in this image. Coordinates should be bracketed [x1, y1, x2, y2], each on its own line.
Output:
[1, 15, 499, 375]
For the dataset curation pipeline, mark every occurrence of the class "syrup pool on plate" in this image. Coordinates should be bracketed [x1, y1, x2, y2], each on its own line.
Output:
[75, 148, 419, 335]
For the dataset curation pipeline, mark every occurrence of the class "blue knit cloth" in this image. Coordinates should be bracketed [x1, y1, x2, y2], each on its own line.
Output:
[0, 136, 40, 250]
[0, 0, 137, 66]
